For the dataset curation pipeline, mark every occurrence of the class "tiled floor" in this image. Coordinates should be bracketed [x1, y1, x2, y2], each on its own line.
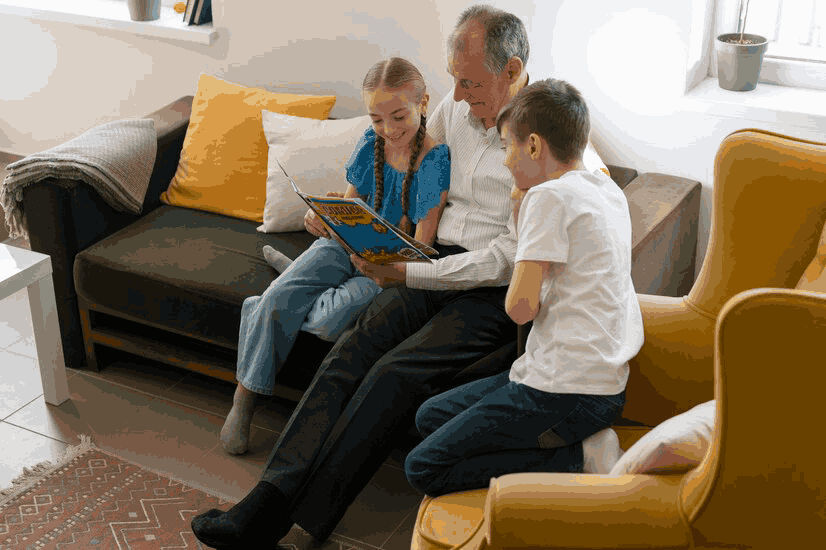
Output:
[0, 285, 423, 550]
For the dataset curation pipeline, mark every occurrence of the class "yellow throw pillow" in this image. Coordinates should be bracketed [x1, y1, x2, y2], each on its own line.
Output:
[796, 222, 826, 293]
[161, 74, 336, 222]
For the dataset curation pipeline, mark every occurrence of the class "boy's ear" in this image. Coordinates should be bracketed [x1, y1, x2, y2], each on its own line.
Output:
[527, 133, 542, 159]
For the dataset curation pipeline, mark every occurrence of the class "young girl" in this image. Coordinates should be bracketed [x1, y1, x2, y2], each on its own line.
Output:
[221, 57, 451, 455]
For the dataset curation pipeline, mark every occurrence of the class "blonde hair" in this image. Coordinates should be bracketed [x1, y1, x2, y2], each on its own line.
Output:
[362, 57, 427, 236]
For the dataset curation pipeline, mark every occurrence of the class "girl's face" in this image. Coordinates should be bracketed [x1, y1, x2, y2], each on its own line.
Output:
[364, 84, 429, 151]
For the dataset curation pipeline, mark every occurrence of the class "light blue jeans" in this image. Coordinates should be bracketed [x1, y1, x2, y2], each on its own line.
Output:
[236, 238, 381, 395]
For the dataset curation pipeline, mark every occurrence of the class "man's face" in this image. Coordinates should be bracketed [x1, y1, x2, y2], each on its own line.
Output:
[448, 26, 511, 124]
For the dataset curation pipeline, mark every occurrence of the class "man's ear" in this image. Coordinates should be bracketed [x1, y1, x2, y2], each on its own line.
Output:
[527, 133, 542, 159]
[506, 56, 524, 82]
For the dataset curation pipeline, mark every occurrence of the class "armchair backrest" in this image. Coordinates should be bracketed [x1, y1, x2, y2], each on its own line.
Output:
[689, 129, 826, 316]
[624, 129, 826, 428]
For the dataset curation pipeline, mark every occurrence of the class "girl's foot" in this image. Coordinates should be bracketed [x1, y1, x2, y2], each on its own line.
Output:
[220, 384, 257, 455]
[263, 245, 293, 273]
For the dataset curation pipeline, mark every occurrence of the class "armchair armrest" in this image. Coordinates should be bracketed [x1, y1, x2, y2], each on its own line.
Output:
[484, 472, 691, 550]
[20, 96, 193, 369]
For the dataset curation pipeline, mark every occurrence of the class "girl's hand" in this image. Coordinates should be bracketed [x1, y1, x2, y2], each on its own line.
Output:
[304, 208, 330, 238]
[326, 191, 345, 198]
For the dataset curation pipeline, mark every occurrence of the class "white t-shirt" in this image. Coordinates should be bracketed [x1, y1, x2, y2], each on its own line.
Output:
[508, 170, 644, 395]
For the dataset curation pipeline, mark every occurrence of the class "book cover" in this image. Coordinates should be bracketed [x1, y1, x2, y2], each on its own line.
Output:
[277, 161, 438, 265]
[193, 0, 212, 25]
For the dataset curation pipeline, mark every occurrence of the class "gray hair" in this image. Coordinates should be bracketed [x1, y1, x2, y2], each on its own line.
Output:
[448, 5, 530, 75]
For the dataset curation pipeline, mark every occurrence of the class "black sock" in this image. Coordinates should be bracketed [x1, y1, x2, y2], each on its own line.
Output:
[192, 481, 292, 547]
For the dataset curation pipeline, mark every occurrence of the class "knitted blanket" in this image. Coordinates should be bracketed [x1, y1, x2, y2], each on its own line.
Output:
[0, 118, 157, 239]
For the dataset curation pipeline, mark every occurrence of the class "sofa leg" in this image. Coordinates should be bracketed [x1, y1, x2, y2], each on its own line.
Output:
[78, 308, 101, 372]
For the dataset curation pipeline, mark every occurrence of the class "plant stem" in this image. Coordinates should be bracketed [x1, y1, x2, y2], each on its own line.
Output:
[740, 0, 750, 44]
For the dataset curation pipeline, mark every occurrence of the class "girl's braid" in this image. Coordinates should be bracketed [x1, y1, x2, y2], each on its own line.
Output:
[373, 134, 386, 216]
[372, 116, 427, 237]
[398, 116, 427, 236]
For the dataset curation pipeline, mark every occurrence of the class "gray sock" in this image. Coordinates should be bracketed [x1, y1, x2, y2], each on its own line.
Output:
[263, 245, 293, 273]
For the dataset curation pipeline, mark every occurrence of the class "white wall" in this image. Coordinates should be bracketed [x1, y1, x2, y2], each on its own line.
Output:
[3, 0, 826, 278]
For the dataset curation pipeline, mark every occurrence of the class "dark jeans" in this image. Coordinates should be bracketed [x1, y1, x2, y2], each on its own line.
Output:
[404, 370, 626, 497]
[260, 245, 518, 541]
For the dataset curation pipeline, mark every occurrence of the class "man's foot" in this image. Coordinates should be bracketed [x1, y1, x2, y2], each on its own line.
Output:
[191, 481, 292, 548]
[582, 428, 623, 474]
[263, 245, 293, 273]
[220, 384, 256, 455]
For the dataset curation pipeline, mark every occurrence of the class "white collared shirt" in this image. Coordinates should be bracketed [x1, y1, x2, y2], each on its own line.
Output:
[406, 95, 517, 290]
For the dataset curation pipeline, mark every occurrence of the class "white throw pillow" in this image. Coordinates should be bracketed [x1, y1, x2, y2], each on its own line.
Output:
[258, 110, 372, 233]
[609, 400, 716, 476]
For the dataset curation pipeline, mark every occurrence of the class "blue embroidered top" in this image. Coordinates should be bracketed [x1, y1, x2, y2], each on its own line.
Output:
[345, 128, 451, 225]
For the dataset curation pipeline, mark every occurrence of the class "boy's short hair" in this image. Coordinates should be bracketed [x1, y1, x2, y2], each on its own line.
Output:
[496, 78, 590, 165]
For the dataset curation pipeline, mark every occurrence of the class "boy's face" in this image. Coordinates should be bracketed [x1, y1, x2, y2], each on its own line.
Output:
[501, 123, 541, 191]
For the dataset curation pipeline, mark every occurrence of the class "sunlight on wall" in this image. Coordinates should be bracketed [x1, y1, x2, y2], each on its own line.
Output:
[0, 19, 57, 101]
[586, 8, 686, 117]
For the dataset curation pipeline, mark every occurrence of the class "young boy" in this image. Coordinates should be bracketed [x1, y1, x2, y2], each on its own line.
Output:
[404, 79, 644, 497]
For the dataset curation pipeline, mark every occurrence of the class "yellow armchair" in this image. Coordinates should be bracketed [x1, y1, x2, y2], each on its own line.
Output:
[411, 129, 826, 550]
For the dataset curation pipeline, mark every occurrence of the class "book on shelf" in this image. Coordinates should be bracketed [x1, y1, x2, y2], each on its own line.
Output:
[183, 0, 197, 24]
[277, 160, 438, 265]
[193, 0, 212, 25]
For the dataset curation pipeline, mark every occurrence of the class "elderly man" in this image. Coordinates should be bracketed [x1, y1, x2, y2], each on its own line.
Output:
[192, 5, 605, 548]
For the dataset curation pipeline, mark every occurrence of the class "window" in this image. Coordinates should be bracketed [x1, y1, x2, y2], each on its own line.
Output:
[713, 0, 826, 91]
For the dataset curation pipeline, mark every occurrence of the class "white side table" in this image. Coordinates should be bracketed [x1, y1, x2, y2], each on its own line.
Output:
[0, 243, 70, 405]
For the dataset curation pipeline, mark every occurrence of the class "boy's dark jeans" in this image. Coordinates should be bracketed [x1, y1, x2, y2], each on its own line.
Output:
[405, 369, 626, 497]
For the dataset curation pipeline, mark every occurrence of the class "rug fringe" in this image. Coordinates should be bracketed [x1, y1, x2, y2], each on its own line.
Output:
[0, 434, 96, 508]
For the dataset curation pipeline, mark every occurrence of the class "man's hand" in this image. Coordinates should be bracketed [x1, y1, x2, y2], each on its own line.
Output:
[351, 255, 407, 288]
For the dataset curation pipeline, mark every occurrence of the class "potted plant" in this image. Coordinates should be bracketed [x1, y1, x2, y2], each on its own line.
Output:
[715, 0, 769, 91]
[127, 0, 161, 22]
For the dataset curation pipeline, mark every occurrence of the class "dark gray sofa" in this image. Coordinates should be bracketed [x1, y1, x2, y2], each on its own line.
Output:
[10, 96, 702, 401]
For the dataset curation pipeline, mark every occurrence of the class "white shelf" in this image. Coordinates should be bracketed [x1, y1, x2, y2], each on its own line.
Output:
[0, 0, 217, 45]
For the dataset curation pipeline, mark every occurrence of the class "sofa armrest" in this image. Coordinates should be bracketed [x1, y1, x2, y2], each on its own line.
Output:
[484, 472, 691, 550]
[625, 173, 702, 297]
[20, 96, 193, 369]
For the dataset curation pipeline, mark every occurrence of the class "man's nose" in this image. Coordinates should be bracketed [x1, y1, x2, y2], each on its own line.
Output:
[454, 85, 469, 103]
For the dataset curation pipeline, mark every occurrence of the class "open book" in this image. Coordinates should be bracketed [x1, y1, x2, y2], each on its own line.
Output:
[277, 160, 439, 265]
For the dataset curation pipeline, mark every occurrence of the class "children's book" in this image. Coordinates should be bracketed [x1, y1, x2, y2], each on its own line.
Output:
[277, 160, 439, 265]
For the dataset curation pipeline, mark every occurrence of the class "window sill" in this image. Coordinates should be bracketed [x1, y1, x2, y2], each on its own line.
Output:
[0, 0, 217, 45]
[682, 77, 826, 132]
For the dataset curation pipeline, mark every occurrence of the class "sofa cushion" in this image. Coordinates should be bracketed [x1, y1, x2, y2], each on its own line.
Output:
[74, 205, 317, 347]
[160, 74, 336, 223]
[258, 110, 372, 233]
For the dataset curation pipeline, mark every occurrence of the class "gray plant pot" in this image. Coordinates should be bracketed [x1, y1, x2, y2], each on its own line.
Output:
[716, 33, 769, 92]
[127, 0, 161, 22]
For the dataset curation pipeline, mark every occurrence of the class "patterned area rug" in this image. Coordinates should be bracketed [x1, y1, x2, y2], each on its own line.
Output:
[0, 436, 230, 549]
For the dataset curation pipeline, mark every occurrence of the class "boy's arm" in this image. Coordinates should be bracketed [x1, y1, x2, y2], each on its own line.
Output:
[506, 260, 551, 325]
[413, 190, 449, 246]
